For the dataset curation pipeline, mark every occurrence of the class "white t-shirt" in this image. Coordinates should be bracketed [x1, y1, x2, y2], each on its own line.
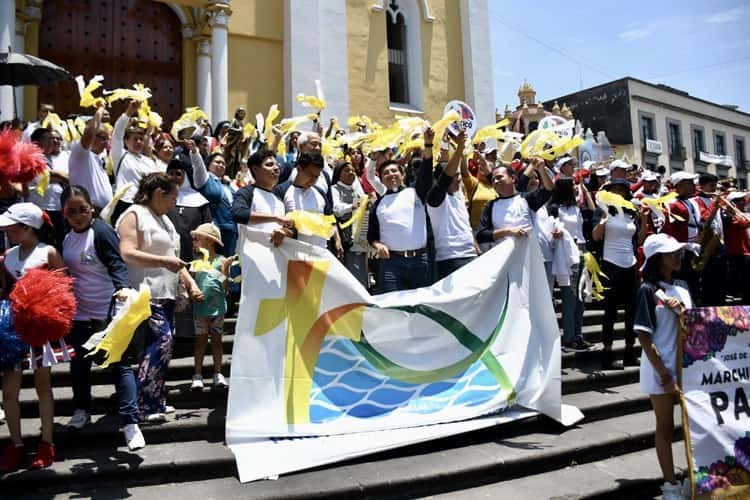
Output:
[4, 243, 50, 280]
[282, 185, 328, 248]
[557, 205, 585, 244]
[251, 187, 285, 232]
[28, 157, 67, 211]
[602, 213, 637, 268]
[68, 142, 114, 209]
[374, 188, 427, 251]
[63, 228, 115, 320]
[427, 190, 475, 261]
[115, 152, 160, 204]
[116, 204, 180, 300]
[635, 280, 692, 394]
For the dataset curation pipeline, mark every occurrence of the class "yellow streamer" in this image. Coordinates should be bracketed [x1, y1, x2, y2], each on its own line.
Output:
[264, 104, 280, 140]
[85, 287, 152, 368]
[296, 94, 326, 111]
[279, 114, 317, 135]
[339, 196, 369, 230]
[243, 123, 257, 141]
[137, 101, 163, 130]
[473, 119, 510, 144]
[596, 190, 635, 214]
[641, 192, 685, 222]
[431, 110, 460, 160]
[170, 106, 208, 139]
[75, 74, 106, 109]
[35, 169, 50, 196]
[105, 83, 152, 104]
[521, 129, 584, 160]
[287, 210, 336, 239]
[582, 252, 608, 301]
[100, 182, 134, 224]
[190, 248, 214, 273]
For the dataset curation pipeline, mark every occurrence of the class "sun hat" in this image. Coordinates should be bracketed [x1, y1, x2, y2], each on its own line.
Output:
[0, 203, 44, 229]
[639, 233, 687, 272]
[190, 223, 224, 247]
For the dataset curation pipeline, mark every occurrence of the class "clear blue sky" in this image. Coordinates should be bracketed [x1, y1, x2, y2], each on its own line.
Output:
[488, 0, 750, 113]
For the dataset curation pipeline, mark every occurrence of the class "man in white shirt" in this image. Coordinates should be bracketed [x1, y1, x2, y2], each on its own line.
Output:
[21, 103, 54, 143]
[426, 131, 477, 279]
[68, 107, 114, 211]
[27, 127, 68, 246]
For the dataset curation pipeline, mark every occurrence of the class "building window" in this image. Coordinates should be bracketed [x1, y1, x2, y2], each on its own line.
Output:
[692, 128, 704, 157]
[387, 0, 409, 105]
[737, 138, 746, 169]
[714, 133, 726, 156]
[668, 122, 681, 152]
[640, 115, 654, 142]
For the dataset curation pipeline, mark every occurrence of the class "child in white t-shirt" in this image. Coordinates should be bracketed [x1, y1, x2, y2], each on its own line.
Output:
[634, 233, 693, 500]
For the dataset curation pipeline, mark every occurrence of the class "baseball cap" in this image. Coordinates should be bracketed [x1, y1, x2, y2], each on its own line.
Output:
[554, 156, 576, 171]
[0, 203, 44, 229]
[642, 171, 659, 182]
[639, 233, 687, 272]
[670, 171, 698, 186]
[609, 159, 629, 171]
[595, 166, 610, 177]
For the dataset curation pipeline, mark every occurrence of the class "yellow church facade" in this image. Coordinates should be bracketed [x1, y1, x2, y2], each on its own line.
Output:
[2, 0, 496, 128]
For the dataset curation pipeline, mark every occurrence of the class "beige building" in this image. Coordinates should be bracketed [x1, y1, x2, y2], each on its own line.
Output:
[1, 0, 496, 129]
[546, 77, 750, 189]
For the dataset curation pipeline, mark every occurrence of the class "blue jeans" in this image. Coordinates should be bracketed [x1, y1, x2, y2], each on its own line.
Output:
[68, 319, 139, 425]
[560, 262, 584, 344]
[436, 257, 474, 281]
[377, 253, 432, 294]
[137, 301, 176, 416]
[220, 227, 238, 257]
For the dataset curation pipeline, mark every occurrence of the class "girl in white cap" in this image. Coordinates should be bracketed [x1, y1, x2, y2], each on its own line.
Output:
[0, 202, 68, 472]
[634, 233, 693, 499]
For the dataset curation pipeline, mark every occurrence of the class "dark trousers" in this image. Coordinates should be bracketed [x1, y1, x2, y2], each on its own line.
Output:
[436, 257, 474, 281]
[68, 319, 139, 425]
[601, 261, 636, 348]
[728, 255, 750, 303]
[701, 254, 726, 306]
[377, 253, 431, 294]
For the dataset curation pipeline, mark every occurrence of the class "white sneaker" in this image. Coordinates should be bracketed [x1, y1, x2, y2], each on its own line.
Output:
[124, 423, 146, 450]
[144, 413, 167, 423]
[213, 373, 228, 388]
[661, 481, 688, 500]
[66, 409, 91, 430]
[191, 375, 204, 391]
[164, 405, 175, 414]
[0, 405, 5, 424]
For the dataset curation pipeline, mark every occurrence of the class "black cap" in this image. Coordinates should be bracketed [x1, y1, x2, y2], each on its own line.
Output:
[604, 178, 631, 191]
[698, 173, 718, 185]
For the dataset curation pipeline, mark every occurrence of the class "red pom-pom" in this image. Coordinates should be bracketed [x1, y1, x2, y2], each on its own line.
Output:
[10, 268, 76, 347]
[13, 141, 47, 184]
[0, 129, 20, 184]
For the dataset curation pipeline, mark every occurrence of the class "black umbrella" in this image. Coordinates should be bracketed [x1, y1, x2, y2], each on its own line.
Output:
[0, 50, 71, 117]
[0, 51, 71, 86]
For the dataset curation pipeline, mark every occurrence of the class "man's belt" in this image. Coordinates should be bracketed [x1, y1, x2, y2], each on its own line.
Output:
[389, 248, 427, 258]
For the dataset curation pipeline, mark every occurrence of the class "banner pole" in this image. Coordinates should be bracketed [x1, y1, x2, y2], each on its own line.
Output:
[678, 310, 696, 500]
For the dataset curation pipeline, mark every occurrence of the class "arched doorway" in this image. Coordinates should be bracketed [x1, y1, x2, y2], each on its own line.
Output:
[38, 0, 183, 122]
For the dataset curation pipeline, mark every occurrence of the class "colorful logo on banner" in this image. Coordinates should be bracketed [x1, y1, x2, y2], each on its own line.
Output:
[253, 260, 514, 424]
[681, 306, 750, 497]
[443, 100, 477, 139]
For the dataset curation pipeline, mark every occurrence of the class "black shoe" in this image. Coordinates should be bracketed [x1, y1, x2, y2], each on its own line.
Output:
[562, 339, 591, 353]
[601, 350, 617, 370]
[623, 347, 639, 367]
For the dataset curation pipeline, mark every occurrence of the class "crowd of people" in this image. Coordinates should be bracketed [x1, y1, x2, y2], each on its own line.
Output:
[0, 99, 747, 498]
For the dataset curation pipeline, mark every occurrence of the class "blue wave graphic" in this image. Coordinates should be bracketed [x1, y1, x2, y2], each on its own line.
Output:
[309, 338, 503, 423]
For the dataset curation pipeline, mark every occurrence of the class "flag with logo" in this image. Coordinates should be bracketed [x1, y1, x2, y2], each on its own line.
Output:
[227, 226, 581, 482]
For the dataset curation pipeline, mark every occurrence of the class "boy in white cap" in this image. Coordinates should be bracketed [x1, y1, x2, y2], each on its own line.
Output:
[189, 223, 228, 390]
[634, 233, 693, 499]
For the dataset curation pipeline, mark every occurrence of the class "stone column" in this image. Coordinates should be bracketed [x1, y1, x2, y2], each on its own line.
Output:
[195, 37, 212, 120]
[208, 4, 230, 124]
[14, 19, 27, 118]
[0, 0, 16, 121]
[459, 0, 496, 127]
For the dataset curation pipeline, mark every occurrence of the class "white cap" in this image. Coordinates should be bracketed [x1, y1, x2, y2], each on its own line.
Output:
[0, 202, 44, 229]
[670, 171, 698, 186]
[595, 166, 610, 177]
[582, 160, 594, 171]
[642, 171, 659, 182]
[728, 191, 747, 201]
[640, 233, 687, 272]
[609, 159, 629, 171]
[554, 156, 575, 170]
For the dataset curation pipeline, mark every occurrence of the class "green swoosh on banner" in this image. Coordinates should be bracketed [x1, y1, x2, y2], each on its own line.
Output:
[352, 279, 514, 400]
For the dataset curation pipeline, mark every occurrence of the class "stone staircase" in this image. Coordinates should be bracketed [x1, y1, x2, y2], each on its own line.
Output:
[1, 295, 685, 499]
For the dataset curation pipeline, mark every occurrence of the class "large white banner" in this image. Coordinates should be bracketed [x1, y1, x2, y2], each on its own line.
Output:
[227, 226, 582, 482]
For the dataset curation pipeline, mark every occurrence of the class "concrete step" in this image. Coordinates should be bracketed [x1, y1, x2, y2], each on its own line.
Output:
[5, 403, 682, 498]
[421, 443, 685, 500]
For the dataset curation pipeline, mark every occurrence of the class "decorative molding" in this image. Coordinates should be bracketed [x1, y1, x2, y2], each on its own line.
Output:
[207, 3, 232, 29]
[420, 0, 435, 22]
[371, 0, 434, 22]
[164, 2, 191, 28]
[196, 37, 211, 56]
[181, 25, 196, 39]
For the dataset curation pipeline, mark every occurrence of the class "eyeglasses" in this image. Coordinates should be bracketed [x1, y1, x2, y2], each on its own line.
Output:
[64, 206, 92, 216]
